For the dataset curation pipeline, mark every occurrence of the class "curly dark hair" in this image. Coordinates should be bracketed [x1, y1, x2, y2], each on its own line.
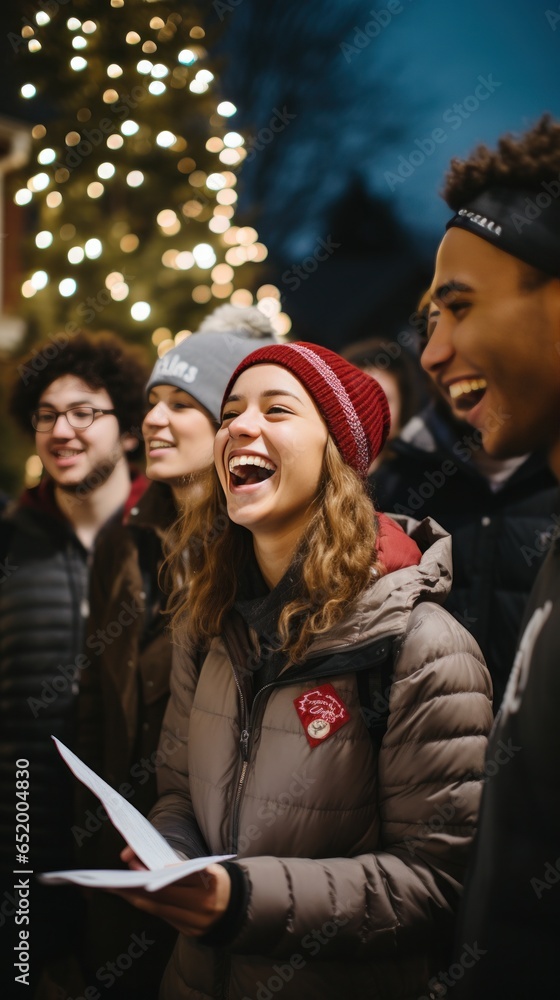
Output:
[443, 114, 560, 288]
[10, 331, 150, 445]
[443, 114, 560, 209]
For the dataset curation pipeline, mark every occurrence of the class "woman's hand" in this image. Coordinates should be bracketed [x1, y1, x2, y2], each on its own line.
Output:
[120, 845, 148, 871]
[111, 857, 232, 937]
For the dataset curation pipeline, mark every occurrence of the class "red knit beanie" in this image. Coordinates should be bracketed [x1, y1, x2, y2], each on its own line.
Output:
[222, 341, 391, 477]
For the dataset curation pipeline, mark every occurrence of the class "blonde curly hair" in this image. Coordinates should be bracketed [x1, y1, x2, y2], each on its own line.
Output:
[165, 437, 384, 663]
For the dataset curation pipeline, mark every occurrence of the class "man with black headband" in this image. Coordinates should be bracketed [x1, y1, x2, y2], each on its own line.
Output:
[421, 115, 560, 998]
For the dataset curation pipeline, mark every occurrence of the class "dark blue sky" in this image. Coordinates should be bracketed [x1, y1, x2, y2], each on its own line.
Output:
[3, 1, 559, 347]
[220, 0, 560, 261]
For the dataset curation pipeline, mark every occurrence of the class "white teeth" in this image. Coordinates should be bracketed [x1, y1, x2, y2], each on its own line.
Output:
[449, 378, 488, 400]
[229, 455, 275, 473]
[55, 449, 80, 457]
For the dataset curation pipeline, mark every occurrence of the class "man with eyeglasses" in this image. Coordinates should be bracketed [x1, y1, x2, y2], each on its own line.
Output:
[0, 332, 148, 995]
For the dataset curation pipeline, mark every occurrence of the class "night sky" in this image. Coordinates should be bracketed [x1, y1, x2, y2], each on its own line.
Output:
[2, 0, 559, 348]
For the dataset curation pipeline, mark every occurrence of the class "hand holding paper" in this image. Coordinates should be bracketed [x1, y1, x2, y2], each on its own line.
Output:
[38, 737, 233, 891]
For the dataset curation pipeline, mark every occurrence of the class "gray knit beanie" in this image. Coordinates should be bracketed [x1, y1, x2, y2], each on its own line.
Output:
[145, 305, 278, 422]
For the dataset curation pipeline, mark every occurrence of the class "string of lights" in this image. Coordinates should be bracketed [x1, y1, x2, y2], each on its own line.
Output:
[13, 0, 291, 356]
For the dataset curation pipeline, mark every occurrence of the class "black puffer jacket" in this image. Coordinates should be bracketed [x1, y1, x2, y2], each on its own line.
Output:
[371, 404, 559, 708]
[0, 476, 146, 871]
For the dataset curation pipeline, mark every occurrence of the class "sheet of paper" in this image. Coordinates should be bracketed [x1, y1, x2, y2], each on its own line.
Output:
[52, 736, 182, 869]
[38, 855, 234, 892]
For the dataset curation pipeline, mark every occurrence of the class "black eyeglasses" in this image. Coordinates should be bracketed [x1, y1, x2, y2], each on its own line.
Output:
[31, 406, 117, 432]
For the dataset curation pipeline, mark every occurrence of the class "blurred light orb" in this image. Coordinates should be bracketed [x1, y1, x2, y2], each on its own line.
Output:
[29, 172, 50, 192]
[98, 162, 115, 179]
[156, 131, 176, 147]
[121, 120, 139, 135]
[193, 243, 216, 269]
[35, 231, 53, 249]
[87, 182, 104, 198]
[223, 132, 244, 148]
[178, 49, 196, 65]
[59, 278, 77, 297]
[176, 251, 194, 270]
[131, 301, 151, 321]
[206, 172, 226, 190]
[85, 238, 102, 259]
[126, 170, 144, 187]
[15, 189, 33, 205]
[38, 148, 56, 164]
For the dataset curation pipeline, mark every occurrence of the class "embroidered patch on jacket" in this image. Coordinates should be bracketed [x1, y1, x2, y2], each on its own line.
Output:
[294, 683, 350, 748]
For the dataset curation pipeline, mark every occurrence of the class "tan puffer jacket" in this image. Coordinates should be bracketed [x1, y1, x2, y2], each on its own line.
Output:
[150, 517, 493, 1000]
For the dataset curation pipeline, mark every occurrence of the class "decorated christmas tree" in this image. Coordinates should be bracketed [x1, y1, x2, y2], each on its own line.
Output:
[11, 0, 290, 358]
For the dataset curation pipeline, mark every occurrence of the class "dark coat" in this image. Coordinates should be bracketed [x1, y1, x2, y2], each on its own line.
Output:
[455, 530, 560, 999]
[75, 480, 178, 998]
[0, 482, 90, 870]
[371, 403, 560, 707]
[76, 480, 177, 856]
[0, 475, 148, 870]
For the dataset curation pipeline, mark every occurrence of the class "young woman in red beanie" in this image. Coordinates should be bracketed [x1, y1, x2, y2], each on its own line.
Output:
[117, 342, 493, 1000]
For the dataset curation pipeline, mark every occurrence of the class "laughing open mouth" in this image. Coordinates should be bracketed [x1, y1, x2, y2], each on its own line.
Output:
[228, 454, 276, 487]
[448, 378, 487, 412]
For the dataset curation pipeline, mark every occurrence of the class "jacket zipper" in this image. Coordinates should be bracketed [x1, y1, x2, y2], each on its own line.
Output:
[223, 652, 251, 1000]
[221, 630, 397, 1000]
[228, 647, 250, 855]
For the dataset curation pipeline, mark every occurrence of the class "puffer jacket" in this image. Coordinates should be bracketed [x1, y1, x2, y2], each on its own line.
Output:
[0, 485, 90, 871]
[0, 474, 147, 871]
[371, 403, 559, 708]
[150, 517, 493, 1000]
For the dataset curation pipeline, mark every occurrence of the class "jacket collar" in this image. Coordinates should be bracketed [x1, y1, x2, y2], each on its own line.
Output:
[306, 516, 452, 655]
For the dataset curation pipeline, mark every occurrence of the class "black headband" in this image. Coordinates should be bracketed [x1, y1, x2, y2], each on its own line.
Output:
[446, 186, 560, 276]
